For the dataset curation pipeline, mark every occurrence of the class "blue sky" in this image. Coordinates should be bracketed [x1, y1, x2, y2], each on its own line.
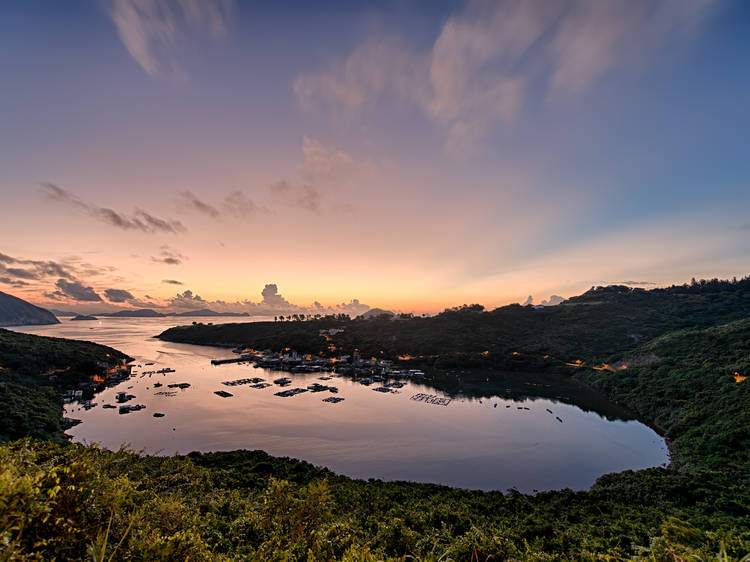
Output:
[1, 0, 748, 313]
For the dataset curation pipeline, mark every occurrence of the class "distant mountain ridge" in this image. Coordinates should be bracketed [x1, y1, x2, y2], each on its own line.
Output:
[167, 309, 250, 317]
[0, 291, 60, 327]
[106, 309, 164, 317]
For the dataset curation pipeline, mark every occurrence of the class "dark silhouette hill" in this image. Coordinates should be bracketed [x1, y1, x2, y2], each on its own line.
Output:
[0, 291, 59, 327]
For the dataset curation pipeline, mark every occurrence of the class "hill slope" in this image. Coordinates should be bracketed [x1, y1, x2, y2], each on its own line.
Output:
[0, 290, 59, 327]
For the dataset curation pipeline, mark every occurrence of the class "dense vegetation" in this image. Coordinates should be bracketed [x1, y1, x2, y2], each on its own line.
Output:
[1, 279, 749, 560]
[159, 278, 750, 372]
[0, 328, 128, 442]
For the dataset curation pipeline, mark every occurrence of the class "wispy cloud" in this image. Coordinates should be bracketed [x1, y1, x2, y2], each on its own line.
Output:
[41, 183, 186, 234]
[162, 279, 184, 285]
[177, 190, 261, 219]
[223, 191, 259, 217]
[267, 137, 355, 213]
[268, 180, 321, 213]
[178, 190, 220, 218]
[295, 0, 716, 155]
[152, 245, 186, 265]
[108, 0, 234, 77]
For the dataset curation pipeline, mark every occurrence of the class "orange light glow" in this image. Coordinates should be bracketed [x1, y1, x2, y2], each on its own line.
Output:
[398, 355, 413, 360]
[734, 372, 747, 383]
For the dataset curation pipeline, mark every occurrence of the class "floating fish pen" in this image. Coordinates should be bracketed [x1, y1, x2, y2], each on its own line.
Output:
[410, 393, 451, 406]
[250, 382, 271, 389]
[119, 404, 145, 414]
[307, 383, 336, 393]
[214, 390, 234, 398]
[153, 412, 165, 418]
[154, 391, 178, 396]
[274, 387, 309, 397]
[273, 377, 292, 386]
[167, 383, 191, 389]
[384, 381, 406, 388]
[322, 396, 345, 404]
[373, 386, 397, 393]
[222, 377, 264, 386]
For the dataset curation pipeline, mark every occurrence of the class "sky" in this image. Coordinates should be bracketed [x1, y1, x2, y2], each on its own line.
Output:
[1, 0, 749, 315]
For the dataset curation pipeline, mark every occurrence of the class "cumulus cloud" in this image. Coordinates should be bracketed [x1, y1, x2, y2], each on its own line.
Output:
[522, 294, 565, 306]
[108, 0, 234, 77]
[104, 288, 136, 303]
[162, 279, 184, 285]
[41, 183, 185, 234]
[167, 289, 206, 308]
[152, 245, 186, 265]
[53, 279, 103, 302]
[295, 0, 716, 154]
[163, 283, 371, 317]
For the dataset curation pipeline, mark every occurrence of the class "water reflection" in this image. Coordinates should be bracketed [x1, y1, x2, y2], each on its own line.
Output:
[14, 318, 668, 492]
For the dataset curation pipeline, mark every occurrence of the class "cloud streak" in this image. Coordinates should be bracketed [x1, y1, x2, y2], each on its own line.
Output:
[295, 0, 716, 154]
[41, 183, 186, 234]
[108, 0, 234, 77]
[177, 190, 261, 219]
[267, 137, 355, 213]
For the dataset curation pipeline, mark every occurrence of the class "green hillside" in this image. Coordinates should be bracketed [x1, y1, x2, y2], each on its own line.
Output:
[1, 280, 749, 560]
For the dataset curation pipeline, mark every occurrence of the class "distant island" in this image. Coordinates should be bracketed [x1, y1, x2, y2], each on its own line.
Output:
[51, 308, 251, 318]
[70, 314, 97, 321]
[0, 291, 59, 327]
